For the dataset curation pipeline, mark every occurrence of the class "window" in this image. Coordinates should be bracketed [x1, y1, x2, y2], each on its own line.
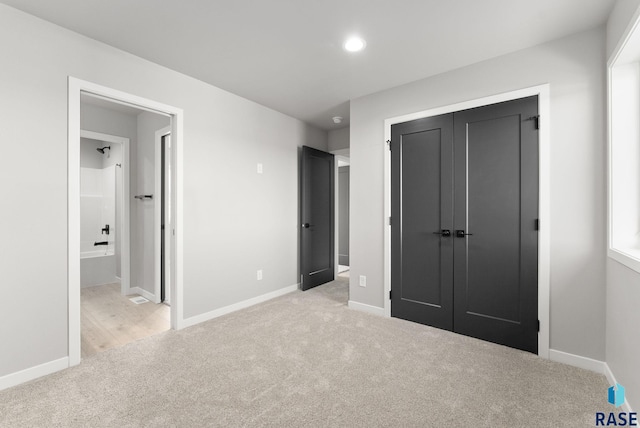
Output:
[609, 16, 640, 273]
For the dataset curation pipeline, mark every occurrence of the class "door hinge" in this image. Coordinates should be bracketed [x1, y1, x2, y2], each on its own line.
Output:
[526, 115, 540, 130]
[389, 290, 392, 300]
[537, 320, 540, 332]
[388, 216, 392, 226]
[535, 219, 540, 231]
[386, 139, 391, 150]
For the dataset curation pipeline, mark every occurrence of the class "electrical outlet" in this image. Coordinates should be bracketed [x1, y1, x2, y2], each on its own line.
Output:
[257, 163, 263, 174]
[359, 275, 366, 287]
[257, 270, 263, 280]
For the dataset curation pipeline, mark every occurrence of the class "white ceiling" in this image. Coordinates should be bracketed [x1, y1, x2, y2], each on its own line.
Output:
[2, 0, 616, 130]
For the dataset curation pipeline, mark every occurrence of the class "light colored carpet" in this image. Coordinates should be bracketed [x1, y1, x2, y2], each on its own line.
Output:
[0, 278, 615, 427]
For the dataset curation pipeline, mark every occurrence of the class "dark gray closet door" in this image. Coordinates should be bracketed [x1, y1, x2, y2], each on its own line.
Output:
[391, 114, 454, 330]
[390, 96, 539, 353]
[301, 146, 335, 290]
[453, 96, 539, 353]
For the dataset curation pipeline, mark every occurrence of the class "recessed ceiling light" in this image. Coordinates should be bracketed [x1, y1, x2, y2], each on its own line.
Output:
[344, 37, 366, 52]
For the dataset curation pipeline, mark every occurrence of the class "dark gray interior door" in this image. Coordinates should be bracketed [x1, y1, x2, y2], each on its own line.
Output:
[453, 96, 539, 353]
[390, 96, 539, 354]
[391, 114, 454, 330]
[301, 146, 335, 291]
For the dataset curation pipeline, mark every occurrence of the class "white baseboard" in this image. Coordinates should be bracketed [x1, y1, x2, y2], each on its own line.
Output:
[0, 357, 68, 392]
[604, 362, 617, 386]
[604, 363, 634, 412]
[81, 280, 120, 288]
[546, 350, 638, 411]
[181, 284, 299, 329]
[129, 287, 156, 302]
[348, 300, 385, 317]
[549, 349, 605, 374]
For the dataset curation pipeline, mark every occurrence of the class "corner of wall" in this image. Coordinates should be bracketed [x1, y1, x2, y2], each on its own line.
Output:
[606, 0, 640, 59]
[328, 127, 350, 152]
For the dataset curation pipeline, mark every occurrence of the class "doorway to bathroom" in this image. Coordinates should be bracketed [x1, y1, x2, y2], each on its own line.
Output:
[78, 95, 172, 357]
[69, 78, 184, 364]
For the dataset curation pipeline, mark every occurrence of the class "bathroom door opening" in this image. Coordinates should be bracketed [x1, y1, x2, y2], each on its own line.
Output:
[79, 93, 173, 357]
[69, 80, 183, 365]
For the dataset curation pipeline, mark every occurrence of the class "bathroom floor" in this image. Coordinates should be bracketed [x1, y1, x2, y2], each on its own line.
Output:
[80, 283, 170, 358]
[338, 266, 350, 278]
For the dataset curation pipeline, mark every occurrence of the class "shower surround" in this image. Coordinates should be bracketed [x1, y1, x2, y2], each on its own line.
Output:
[80, 165, 117, 287]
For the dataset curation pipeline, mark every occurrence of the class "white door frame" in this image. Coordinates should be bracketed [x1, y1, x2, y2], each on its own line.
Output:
[68, 77, 185, 366]
[155, 126, 172, 304]
[382, 84, 551, 359]
[331, 149, 350, 277]
[80, 130, 131, 296]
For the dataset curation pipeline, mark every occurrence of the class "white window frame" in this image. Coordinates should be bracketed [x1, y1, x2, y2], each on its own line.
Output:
[608, 6, 640, 274]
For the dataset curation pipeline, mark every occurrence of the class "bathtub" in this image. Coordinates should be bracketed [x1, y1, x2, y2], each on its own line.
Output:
[81, 246, 118, 287]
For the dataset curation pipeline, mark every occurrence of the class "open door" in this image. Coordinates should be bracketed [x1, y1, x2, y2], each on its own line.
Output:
[301, 146, 335, 290]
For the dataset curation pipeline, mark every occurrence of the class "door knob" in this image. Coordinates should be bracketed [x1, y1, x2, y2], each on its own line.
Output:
[433, 229, 451, 237]
[456, 230, 473, 237]
[302, 223, 310, 229]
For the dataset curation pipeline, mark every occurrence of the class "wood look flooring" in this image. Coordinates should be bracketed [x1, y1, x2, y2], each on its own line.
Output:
[81, 283, 170, 358]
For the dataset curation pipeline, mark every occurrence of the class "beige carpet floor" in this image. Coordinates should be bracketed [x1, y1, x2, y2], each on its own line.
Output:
[0, 277, 616, 427]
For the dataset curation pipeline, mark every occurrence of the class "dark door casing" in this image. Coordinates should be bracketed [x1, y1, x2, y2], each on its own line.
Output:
[301, 146, 335, 291]
[391, 96, 539, 353]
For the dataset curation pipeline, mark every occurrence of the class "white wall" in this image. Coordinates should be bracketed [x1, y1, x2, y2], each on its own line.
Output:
[350, 28, 607, 361]
[328, 127, 349, 152]
[0, 4, 326, 380]
[606, 0, 640, 411]
[82, 104, 138, 140]
[607, 0, 640, 57]
[80, 138, 103, 168]
[606, 260, 640, 409]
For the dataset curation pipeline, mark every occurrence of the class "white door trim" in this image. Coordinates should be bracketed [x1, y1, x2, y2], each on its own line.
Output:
[68, 77, 185, 367]
[331, 151, 350, 277]
[80, 129, 131, 296]
[382, 84, 551, 359]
